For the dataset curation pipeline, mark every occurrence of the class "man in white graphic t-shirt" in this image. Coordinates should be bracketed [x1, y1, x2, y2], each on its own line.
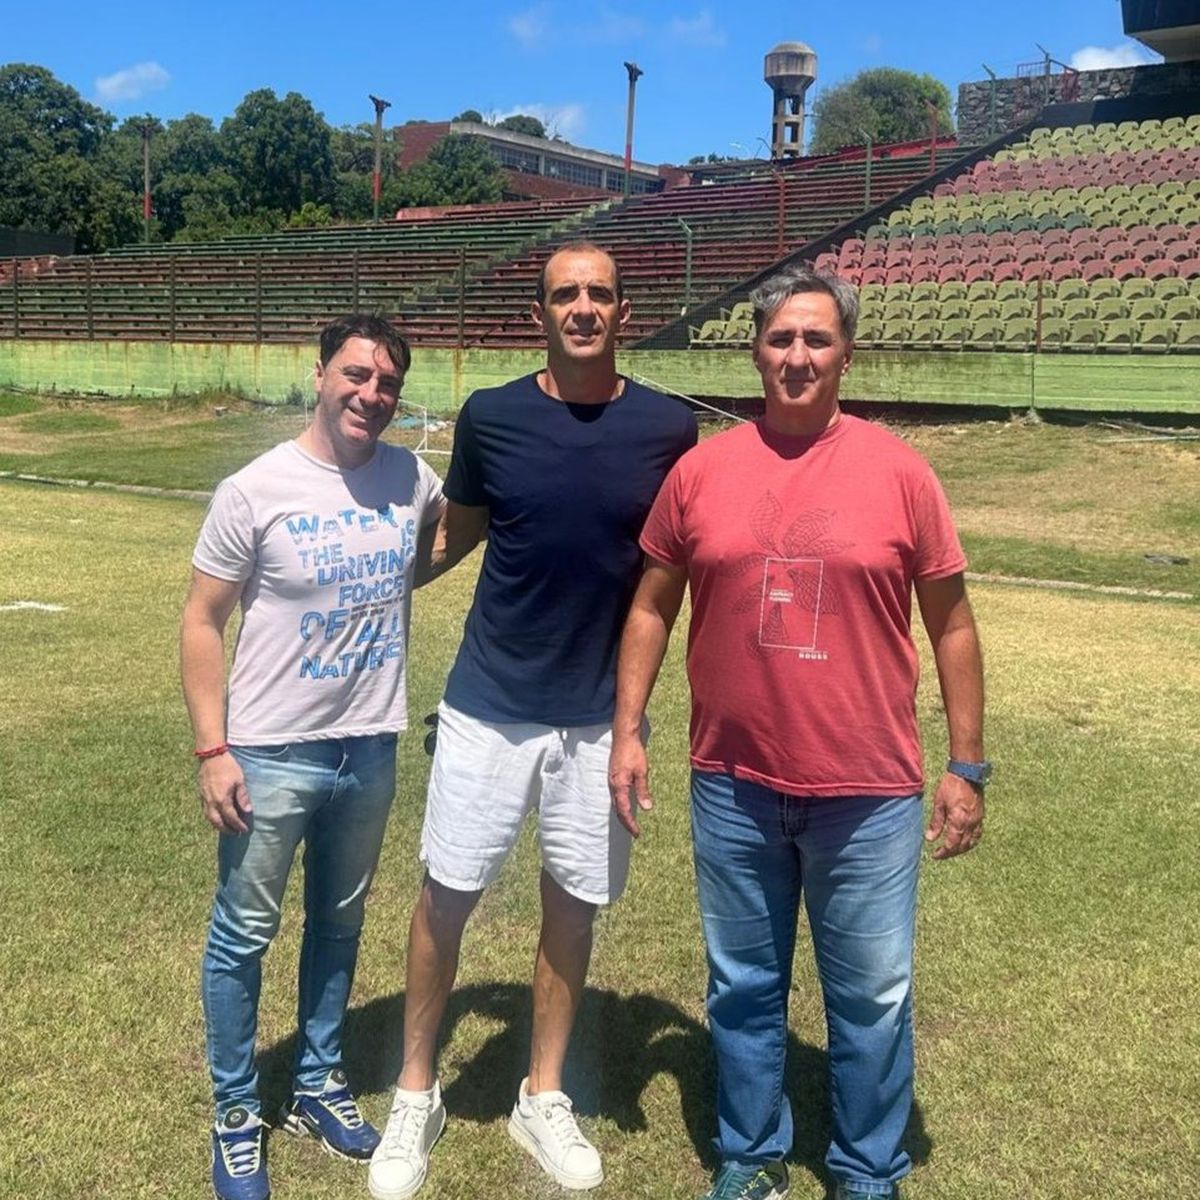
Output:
[181, 315, 445, 1200]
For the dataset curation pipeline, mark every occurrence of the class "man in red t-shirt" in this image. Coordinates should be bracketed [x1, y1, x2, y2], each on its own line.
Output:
[608, 265, 988, 1200]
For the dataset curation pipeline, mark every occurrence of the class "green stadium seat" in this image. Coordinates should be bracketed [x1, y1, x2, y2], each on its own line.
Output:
[965, 280, 997, 301]
[910, 299, 940, 323]
[968, 298, 1001, 322]
[935, 319, 969, 349]
[938, 297, 970, 322]
[966, 318, 1004, 348]
[998, 297, 1033, 322]
[1120, 278, 1155, 300]
[1153, 277, 1190, 302]
[938, 281, 968, 301]
[859, 283, 886, 302]
[1129, 297, 1164, 321]
[1062, 298, 1097, 322]
[995, 280, 1031, 302]
[1137, 319, 1175, 352]
[1039, 318, 1070, 349]
[1094, 296, 1129, 322]
[1101, 319, 1137, 351]
[1001, 318, 1036, 349]
[1084, 278, 1120, 301]
[1067, 319, 1105, 350]
[729, 301, 754, 323]
[877, 321, 912, 348]
[910, 281, 940, 303]
[909, 319, 941, 345]
[881, 300, 914, 323]
[1165, 296, 1200, 322]
[690, 319, 726, 343]
[1174, 319, 1200, 348]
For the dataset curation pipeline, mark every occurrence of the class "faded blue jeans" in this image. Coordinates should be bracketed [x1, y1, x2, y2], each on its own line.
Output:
[690, 770, 924, 1196]
[201, 734, 396, 1118]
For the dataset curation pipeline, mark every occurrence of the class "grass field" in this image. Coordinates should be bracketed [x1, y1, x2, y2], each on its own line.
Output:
[2, 394, 1198, 1199]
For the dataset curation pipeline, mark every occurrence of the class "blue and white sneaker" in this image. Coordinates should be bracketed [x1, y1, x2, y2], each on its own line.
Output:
[280, 1067, 381, 1160]
[211, 1106, 269, 1200]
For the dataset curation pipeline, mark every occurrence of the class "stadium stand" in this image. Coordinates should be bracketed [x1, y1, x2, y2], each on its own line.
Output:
[1, 143, 962, 347]
[678, 115, 1200, 354]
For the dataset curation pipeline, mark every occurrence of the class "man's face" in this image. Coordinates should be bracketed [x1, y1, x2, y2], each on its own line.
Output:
[531, 249, 630, 367]
[312, 336, 403, 462]
[752, 291, 852, 435]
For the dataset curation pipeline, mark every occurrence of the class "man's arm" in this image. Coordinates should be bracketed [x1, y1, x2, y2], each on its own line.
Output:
[414, 500, 489, 586]
[608, 557, 689, 837]
[915, 572, 986, 860]
[180, 568, 251, 834]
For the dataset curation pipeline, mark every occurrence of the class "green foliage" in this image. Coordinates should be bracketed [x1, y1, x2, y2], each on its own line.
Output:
[496, 113, 545, 139]
[285, 201, 334, 228]
[810, 67, 954, 155]
[687, 152, 737, 164]
[220, 88, 336, 214]
[453, 108, 484, 124]
[399, 134, 506, 207]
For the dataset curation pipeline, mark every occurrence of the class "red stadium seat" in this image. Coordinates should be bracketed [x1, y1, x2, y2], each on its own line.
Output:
[992, 260, 1022, 283]
[1112, 259, 1144, 280]
[1144, 258, 1179, 279]
[1095, 226, 1127, 246]
[860, 267, 888, 285]
[1021, 260, 1051, 281]
[1045, 242, 1075, 264]
[884, 266, 912, 285]
[1049, 259, 1082, 281]
[908, 261, 939, 283]
[1015, 242, 1045, 265]
[936, 262, 966, 283]
[1081, 259, 1115, 281]
[1176, 258, 1200, 279]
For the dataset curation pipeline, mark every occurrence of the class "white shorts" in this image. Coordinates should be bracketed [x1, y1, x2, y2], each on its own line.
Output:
[420, 701, 635, 905]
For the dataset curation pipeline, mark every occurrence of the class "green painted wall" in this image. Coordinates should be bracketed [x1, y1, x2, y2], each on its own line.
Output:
[1, 338, 1197, 415]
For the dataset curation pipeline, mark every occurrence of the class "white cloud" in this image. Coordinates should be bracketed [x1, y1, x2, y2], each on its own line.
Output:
[487, 103, 587, 141]
[1069, 42, 1159, 71]
[94, 61, 170, 105]
[509, 3, 551, 48]
[668, 9, 725, 48]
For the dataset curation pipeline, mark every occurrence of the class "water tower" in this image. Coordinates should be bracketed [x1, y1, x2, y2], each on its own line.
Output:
[765, 42, 817, 159]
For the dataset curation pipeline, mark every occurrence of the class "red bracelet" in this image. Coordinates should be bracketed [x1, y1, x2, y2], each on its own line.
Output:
[195, 743, 230, 760]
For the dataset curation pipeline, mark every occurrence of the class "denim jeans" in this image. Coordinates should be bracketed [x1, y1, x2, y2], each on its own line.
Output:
[201, 734, 396, 1118]
[690, 770, 924, 1194]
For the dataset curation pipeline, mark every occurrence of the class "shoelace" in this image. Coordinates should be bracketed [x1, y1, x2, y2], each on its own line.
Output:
[320, 1087, 365, 1128]
[381, 1095, 433, 1155]
[530, 1094, 589, 1149]
[218, 1127, 261, 1178]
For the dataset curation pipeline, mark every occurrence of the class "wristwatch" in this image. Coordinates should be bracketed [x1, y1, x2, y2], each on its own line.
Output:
[946, 759, 993, 788]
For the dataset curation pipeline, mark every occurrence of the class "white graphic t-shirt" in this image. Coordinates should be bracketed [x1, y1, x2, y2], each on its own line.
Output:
[193, 440, 445, 744]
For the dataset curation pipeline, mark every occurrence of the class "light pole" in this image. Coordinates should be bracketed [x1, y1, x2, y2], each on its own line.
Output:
[622, 61, 643, 200]
[369, 94, 391, 223]
[982, 64, 999, 139]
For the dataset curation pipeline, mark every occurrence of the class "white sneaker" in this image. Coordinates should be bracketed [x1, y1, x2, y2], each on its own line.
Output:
[507, 1077, 603, 1190]
[367, 1080, 446, 1200]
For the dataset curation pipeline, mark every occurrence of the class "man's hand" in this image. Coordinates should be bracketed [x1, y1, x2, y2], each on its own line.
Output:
[608, 729, 652, 838]
[924, 772, 984, 860]
[199, 754, 253, 835]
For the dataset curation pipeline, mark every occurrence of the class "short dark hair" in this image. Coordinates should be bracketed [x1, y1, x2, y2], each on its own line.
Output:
[749, 265, 859, 343]
[535, 242, 624, 306]
[319, 314, 412, 374]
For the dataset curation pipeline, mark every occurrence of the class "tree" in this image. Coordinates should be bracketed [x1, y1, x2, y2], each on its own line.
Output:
[399, 135, 506, 207]
[452, 109, 483, 124]
[497, 113, 546, 139]
[0, 63, 127, 250]
[220, 88, 336, 215]
[809, 68, 954, 156]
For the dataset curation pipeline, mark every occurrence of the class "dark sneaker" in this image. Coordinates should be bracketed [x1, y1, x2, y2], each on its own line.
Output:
[280, 1067, 380, 1160]
[211, 1106, 269, 1200]
[699, 1159, 789, 1200]
[834, 1186, 897, 1200]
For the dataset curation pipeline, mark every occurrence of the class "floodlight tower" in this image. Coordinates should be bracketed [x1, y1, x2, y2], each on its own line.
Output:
[764, 42, 817, 159]
[369, 94, 391, 222]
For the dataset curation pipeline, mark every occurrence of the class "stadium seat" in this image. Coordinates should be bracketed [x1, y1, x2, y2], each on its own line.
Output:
[938, 281, 969, 301]
[1175, 319, 1200, 348]
[1165, 295, 1200, 322]
[1120, 277, 1155, 300]
[1137, 319, 1175, 352]
[1112, 259, 1145, 280]
[1094, 296, 1129, 322]
[1101, 319, 1137, 352]
[1057, 278, 1090, 301]
[1145, 258, 1179, 279]
[1066, 319, 1105, 350]
[1062, 298, 1096, 322]
[1039, 317, 1070, 349]
[995, 279, 1030, 302]
[909, 319, 941, 345]
[1153, 277, 1189, 301]
[910, 281, 940, 302]
[1129, 297, 1164, 321]
[935, 319, 969, 349]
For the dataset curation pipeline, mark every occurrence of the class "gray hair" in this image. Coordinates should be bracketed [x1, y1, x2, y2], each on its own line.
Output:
[749, 264, 859, 343]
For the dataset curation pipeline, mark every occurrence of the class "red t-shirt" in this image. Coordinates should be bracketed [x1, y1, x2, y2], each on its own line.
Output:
[640, 415, 966, 797]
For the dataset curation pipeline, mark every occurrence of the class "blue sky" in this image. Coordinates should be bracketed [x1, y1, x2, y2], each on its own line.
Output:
[2, 0, 1158, 163]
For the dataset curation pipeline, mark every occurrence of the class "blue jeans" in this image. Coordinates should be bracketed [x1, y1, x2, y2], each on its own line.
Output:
[201, 734, 396, 1118]
[690, 770, 924, 1195]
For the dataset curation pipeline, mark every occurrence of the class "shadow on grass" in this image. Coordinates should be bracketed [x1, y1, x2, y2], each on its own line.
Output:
[258, 983, 930, 1192]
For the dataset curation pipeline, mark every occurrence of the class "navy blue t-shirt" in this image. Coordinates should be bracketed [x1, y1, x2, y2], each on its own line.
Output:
[443, 373, 698, 725]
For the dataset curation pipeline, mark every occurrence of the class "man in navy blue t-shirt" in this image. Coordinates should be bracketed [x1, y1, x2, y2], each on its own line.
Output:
[369, 243, 696, 1199]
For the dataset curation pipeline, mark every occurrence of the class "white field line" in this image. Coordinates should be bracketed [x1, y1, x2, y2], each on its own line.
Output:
[0, 601, 67, 613]
[1, 472, 1193, 603]
[966, 572, 1193, 602]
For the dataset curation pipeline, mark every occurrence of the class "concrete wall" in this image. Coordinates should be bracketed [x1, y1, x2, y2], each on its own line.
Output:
[1, 339, 1197, 415]
[957, 60, 1200, 144]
